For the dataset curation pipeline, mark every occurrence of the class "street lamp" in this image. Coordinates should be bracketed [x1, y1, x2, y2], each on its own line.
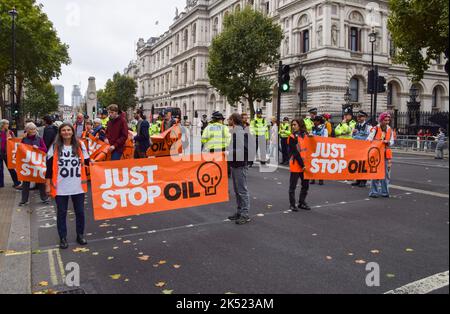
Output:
[8, 7, 18, 133]
[369, 28, 377, 122]
[407, 85, 421, 134]
[343, 87, 352, 116]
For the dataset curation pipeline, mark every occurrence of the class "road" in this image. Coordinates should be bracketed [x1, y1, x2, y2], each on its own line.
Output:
[26, 152, 449, 294]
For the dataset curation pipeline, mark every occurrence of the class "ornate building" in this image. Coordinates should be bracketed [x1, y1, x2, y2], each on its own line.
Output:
[125, 0, 449, 121]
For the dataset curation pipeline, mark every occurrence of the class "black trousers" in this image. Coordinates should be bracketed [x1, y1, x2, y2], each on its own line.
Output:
[281, 138, 289, 164]
[289, 172, 310, 207]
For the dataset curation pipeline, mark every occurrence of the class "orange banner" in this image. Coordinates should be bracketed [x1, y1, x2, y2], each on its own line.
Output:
[147, 125, 182, 157]
[7, 138, 21, 169]
[86, 134, 110, 162]
[121, 132, 135, 160]
[90, 153, 229, 220]
[15, 144, 47, 183]
[303, 137, 386, 181]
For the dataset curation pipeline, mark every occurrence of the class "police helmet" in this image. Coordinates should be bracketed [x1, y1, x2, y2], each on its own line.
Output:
[211, 111, 224, 120]
[256, 109, 263, 115]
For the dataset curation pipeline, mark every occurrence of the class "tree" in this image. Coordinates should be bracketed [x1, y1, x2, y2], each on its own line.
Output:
[23, 82, 59, 120]
[97, 73, 138, 112]
[388, 0, 449, 81]
[207, 6, 283, 118]
[0, 0, 70, 125]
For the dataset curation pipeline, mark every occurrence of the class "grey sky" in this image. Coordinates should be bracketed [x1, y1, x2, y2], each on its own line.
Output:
[39, 0, 186, 105]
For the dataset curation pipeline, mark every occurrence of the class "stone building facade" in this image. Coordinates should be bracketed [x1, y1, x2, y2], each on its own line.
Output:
[125, 0, 449, 121]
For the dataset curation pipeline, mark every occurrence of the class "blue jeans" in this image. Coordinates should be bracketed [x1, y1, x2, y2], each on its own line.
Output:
[55, 194, 85, 239]
[231, 166, 250, 217]
[111, 151, 122, 161]
[370, 160, 390, 197]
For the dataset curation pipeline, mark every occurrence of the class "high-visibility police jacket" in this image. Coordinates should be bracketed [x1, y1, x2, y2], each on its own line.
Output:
[149, 120, 162, 136]
[288, 132, 307, 173]
[367, 125, 395, 160]
[353, 122, 372, 140]
[335, 120, 356, 139]
[201, 122, 231, 151]
[279, 122, 292, 138]
[250, 118, 269, 140]
[101, 117, 109, 129]
[304, 118, 314, 134]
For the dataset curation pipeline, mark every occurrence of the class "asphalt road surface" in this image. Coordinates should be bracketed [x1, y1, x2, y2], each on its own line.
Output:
[28, 152, 449, 294]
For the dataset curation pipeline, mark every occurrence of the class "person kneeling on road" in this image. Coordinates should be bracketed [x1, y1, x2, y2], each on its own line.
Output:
[45, 123, 90, 250]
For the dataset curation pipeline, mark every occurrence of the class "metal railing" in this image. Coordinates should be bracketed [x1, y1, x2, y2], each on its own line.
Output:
[392, 135, 449, 154]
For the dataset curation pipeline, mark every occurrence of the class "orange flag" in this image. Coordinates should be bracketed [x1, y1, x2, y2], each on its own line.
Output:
[7, 138, 21, 169]
[90, 152, 229, 220]
[15, 144, 47, 184]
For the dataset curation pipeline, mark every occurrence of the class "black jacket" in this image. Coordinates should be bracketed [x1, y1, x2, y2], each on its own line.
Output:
[228, 126, 256, 168]
[43, 125, 58, 150]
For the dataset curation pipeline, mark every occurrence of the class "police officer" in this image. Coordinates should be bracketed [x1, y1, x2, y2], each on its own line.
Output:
[100, 109, 109, 129]
[201, 111, 231, 152]
[279, 117, 291, 165]
[250, 109, 269, 165]
[311, 115, 328, 186]
[335, 107, 356, 139]
[150, 112, 163, 136]
[201, 114, 209, 133]
[304, 108, 318, 134]
[352, 110, 371, 187]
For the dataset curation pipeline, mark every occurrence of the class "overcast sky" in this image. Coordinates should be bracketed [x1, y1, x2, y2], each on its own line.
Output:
[39, 0, 186, 105]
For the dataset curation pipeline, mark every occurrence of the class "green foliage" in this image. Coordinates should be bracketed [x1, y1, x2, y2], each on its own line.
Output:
[388, 0, 449, 81]
[23, 82, 59, 119]
[0, 0, 70, 125]
[97, 73, 138, 112]
[207, 6, 283, 117]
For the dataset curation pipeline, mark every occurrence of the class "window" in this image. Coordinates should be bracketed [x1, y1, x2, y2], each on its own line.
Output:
[350, 27, 360, 52]
[265, 1, 270, 15]
[192, 58, 196, 81]
[192, 24, 197, 44]
[300, 78, 308, 103]
[213, 17, 219, 37]
[302, 30, 310, 53]
[183, 63, 188, 84]
[176, 34, 180, 52]
[184, 29, 189, 50]
[350, 78, 359, 102]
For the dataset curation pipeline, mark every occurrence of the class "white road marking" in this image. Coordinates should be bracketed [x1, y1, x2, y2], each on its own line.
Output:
[389, 185, 449, 199]
[385, 271, 449, 294]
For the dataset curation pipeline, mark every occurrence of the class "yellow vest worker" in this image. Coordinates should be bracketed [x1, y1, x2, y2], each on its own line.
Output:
[201, 111, 231, 152]
[335, 107, 356, 139]
[304, 108, 318, 134]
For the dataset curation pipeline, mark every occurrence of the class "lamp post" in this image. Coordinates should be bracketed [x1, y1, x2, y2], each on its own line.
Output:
[343, 87, 351, 116]
[369, 28, 377, 123]
[407, 85, 421, 134]
[8, 7, 18, 133]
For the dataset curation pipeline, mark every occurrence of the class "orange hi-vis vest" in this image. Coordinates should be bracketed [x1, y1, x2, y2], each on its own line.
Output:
[373, 126, 393, 160]
[288, 133, 307, 173]
[50, 144, 88, 198]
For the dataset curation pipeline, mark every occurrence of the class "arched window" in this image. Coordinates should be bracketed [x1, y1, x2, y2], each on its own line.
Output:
[432, 85, 445, 110]
[350, 77, 359, 102]
[302, 30, 309, 53]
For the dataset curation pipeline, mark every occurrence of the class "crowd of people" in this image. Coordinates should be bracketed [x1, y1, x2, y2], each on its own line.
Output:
[0, 103, 447, 249]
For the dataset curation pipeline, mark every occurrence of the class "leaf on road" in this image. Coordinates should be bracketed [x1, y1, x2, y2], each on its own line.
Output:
[153, 264, 159, 268]
[348, 253, 354, 256]
[73, 248, 90, 253]
[131, 226, 139, 230]
[110, 274, 121, 280]
[257, 214, 265, 217]
[124, 279, 130, 282]
[138, 255, 150, 261]
[32, 250, 42, 255]
[267, 205, 273, 209]
[123, 240, 131, 244]
[158, 260, 167, 265]
[355, 260, 367, 264]
[406, 248, 415, 252]
[99, 223, 110, 228]
[371, 250, 381, 254]
[155, 281, 166, 287]
[173, 265, 181, 269]
[312, 234, 318, 237]
[39, 281, 49, 287]
[113, 247, 119, 250]
[92, 252, 99, 256]
[162, 289, 174, 294]
[326, 256, 333, 260]
[107, 257, 114, 260]
[386, 274, 396, 278]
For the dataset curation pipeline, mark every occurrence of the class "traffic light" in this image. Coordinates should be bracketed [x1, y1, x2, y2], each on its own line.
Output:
[377, 76, 387, 93]
[279, 64, 291, 93]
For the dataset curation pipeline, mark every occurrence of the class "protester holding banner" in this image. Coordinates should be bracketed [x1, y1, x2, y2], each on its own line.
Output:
[92, 118, 106, 141]
[105, 104, 129, 161]
[133, 109, 150, 159]
[288, 119, 311, 212]
[0, 119, 21, 189]
[352, 111, 372, 188]
[367, 112, 395, 198]
[228, 113, 255, 225]
[19, 123, 49, 206]
[311, 115, 328, 186]
[45, 123, 90, 249]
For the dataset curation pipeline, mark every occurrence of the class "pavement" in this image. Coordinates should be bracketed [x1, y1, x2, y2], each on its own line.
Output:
[0, 151, 448, 294]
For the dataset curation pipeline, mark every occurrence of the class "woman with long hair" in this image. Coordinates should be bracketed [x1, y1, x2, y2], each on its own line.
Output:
[45, 123, 90, 249]
[288, 119, 311, 211]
